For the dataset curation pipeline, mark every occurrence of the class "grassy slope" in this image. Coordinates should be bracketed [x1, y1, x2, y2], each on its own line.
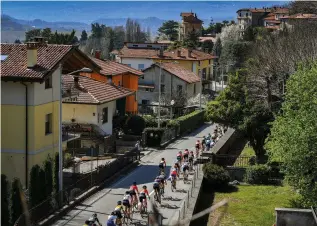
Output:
[208, 185, 298, 226]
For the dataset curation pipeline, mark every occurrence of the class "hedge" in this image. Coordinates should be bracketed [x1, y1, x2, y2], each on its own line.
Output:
[203, 163, 230, 188]
[143, 128, 165, 147]
[176, 110, 205, 135]
[1, 174, 10, 225]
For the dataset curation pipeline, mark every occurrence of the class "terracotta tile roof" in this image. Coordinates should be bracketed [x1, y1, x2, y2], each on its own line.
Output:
[118, 45, 159, 58]
[152, 48, 217, 61]
[199, 37, 216, 43]
[62, 75, 134, 104]
[1, 43, 73, 81]
[274, 8, 289, 14]
[250, 8, 272, 13]
[181, 12, 194, 17]
[147, 62, 200, 84]
[237, 8, 250, 13]
[264, 15, 276, 21]
[110, 49, 119, 54]
[90, 56, 143, 76]
[266, 26, 280, 30]
[281, 13, 317, 20]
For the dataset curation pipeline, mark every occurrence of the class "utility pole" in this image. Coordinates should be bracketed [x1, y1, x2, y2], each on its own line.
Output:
[90, 144, 93, 187]
[158, 61, 162, 128]
[221, 66, 224, 91]
[199, 70, 202, 110]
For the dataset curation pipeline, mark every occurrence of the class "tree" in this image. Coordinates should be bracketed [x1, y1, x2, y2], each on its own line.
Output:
[1, 174, 10, 225]
[43, 157, 53, 197]
[289, 1, 317, 14]
[183, 30, 199, 48]
[80, 30, 88, 42]
[265, 62, 317, 207]
[29, 165, 41, 208]
[25, 28, 41, 41]
[219, 40, 251, 68]
[243, 26, 255, 42]
[10, 178, 23, 225]
[14, 39, 21, 44]
[200, 40, 214, 53]
[212, 37, 222, 57]
[41, 28, 52, 40]
[158, 20, 179, 41]
[219, 24, 240, 44]
[53, 152, 59, 195]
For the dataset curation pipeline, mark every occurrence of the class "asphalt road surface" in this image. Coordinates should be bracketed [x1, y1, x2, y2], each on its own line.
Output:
[54, 123, 215, 226]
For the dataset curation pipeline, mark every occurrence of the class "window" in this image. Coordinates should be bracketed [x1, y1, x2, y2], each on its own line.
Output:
[145, 88, 149, 91]
[177, 85, 183, 93]
[239, 13, 241, 17]
[147, 45, 153, 48]
[118, 81, 121, 86]
[161, 84, 165, 94]
[246, 13, 248, 17]
[194, 84, 196, 95]
[102, 107, 108, 124]
[138, 64, 145, 70]
[45, 75, 52, 89]
[133, 44, 138, 47]
[142, 100, 150, 105]
[127, 64, 131, 67]
[45, 113, 52, 135]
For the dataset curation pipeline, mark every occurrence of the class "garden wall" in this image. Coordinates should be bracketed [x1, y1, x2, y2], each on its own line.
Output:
[275, 208, 317, 226]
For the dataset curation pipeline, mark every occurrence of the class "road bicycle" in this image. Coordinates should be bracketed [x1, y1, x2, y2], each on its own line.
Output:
[131, 195, 138, 212]
[154, 189, 161, 205]
[183, 170, 189, 183]
[138, 198, 147, 214]
[122, 206, 132, 224]
[171, 176, 177, 192]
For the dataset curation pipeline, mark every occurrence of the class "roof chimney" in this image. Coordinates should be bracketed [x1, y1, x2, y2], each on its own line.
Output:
[95, 50, 101, 59]
[74, 75, 79, 86]
[26, 42, 39, 68]
[177, 50, 181, 57]
[33, 36, 47, 46]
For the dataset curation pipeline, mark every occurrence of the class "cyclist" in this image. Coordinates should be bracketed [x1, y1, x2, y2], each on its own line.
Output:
[114, 201, 124, 224]
[122, 191, 131, 219]
[86, 213, 101, 226]
[174, 161, 180, 177]
[159, 158, 166, 174]
[201, 136, 206, 152]
[206, 138, 211, 151]
[181, 161, 190, 179]
[83, 220, 90, 226]
[129, 182, 139, 208]
[153, 176, 161, 201]
[158, 172, 167, 195]
[169, 167, 178, 189]
[176, 151, 182, 164]
[188, 151, 194, 169]
[183, 149, 189, 161]
[139, 185, 150, 212]
[107, 211, 117, 226]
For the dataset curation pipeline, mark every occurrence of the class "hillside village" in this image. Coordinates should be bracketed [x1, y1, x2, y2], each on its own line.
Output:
[1, 1, 317, 226]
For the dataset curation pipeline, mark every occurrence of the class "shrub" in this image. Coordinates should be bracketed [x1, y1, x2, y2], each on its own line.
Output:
[177, 110, 205, 134]
[126, 115, 146, 135]
[203, 163, 230, 188]
[43, 157, 53, 197]
[144, 128, 165, 147]
[143, 115, 157, 127]
[166, 119, 180, 128]
[29, 164, 41, 208]
[245, 164, 270, 184]
[10, 178, 23, 225]
[63, 153, 73, 168]
[1, 174, 10, 225]
[53, 152, 59, 195]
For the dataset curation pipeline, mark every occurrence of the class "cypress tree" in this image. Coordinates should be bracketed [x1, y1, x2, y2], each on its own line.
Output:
[43, 157, 53, 197]
[53, 152, 59, 194]
[10, 178, 23, 225]
[1, 174, 10, 225]
[29, 165, 41, 208]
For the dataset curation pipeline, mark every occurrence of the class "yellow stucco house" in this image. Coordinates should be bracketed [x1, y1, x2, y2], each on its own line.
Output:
[1, 40, 100, 187]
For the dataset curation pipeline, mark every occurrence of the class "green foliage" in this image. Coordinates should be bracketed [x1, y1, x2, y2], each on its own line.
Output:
[266, 61, 317, 206]
[158, 20, 179, 41]
[144, 128, 165, 147]
[25, 28, 77, 44]
[243, 26, 255, 42]
[183, 30, 200, 48]
[10, 178, 23, 225]
[200, 40, 214, 53]
[166, 119, 180, 128]
[176, 110, 205, 134]
[245, 164, 270, 184]
[1, 174, 10, 225]
[53, 152, 59, 195]
[126, 115, 146, 135]
[219, 40, 251, 68]
[80, 30, 88, 42]
[29, 165, 41, 208]
[43, 157, 53, 197]
[212, 37, 222, 57]
[203, 163, 230, 187]
[143, 115, 157, 127]
[63, 153, 73, 168]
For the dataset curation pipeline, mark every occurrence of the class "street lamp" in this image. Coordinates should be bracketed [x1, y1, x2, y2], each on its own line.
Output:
[59, 67, 92, 201]
[170, 99, 175, 119]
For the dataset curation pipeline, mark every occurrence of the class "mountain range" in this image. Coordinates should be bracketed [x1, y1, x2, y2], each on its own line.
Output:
[1, 14, 211, 43]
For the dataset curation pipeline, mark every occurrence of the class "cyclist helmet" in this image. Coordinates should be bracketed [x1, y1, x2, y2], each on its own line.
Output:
[156, 176, 160, 179]
[85, 220, 90, 224]
[92, 213, 97, 218]
[125, 191, 130, 195]
[190, 150, 194, 153]
[185, 149, 188, 152]
[117, 201, 122, 205]
[161, 158, 165, 161]
[178, 151, 182, 154]
[142, 185, 147, 189]
[111, 211, 116, 215]
[132, 182, 137, 185]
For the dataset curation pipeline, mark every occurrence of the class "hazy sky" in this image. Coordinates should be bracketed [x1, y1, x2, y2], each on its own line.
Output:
[2, 1, 288, 23]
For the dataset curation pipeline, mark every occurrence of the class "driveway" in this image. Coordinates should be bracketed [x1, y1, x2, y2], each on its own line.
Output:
[53, 123, 215, 226]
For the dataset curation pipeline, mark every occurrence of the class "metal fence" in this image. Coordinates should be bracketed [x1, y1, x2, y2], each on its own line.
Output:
[160, 126, 180, 145]
[14, 150, 140, 226]
[214, 155, 255, 167]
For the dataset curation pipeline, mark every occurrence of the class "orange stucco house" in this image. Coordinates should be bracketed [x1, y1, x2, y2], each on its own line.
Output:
[81, 52, 143, 114]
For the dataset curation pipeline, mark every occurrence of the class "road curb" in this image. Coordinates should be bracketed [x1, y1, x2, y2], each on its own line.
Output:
[39, 161, 140, 226]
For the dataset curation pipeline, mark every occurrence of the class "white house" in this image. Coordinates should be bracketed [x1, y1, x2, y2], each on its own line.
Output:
[138, 62, 201, 105]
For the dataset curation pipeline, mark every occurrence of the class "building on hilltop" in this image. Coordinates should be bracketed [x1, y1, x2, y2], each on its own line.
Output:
[179, 12, 203, 41]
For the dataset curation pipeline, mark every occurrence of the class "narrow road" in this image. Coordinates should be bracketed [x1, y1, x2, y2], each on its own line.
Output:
[54, 123, 215, 226]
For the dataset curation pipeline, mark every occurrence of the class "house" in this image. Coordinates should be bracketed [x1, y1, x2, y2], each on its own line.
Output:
[179, 12, 203, 41]
[237, 7, 290, 34]
[115, 45, 216, 90]
[280, 13, 317, 30]
[138, 62, 201, 106]
[0, 40, 100, 187]
[62, 75, 134, 138]
[82, 52, 144, 114]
